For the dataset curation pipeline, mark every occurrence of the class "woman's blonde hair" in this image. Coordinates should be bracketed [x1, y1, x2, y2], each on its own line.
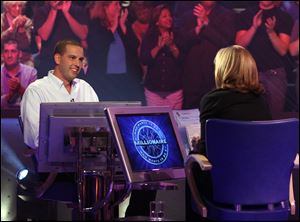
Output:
[214, 45, 264, 94]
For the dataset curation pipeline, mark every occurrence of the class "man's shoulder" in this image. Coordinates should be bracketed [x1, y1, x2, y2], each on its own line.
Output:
[20, 64, 37, 73]
[75, 78, 92, 87]
[26, 76, 48, 89]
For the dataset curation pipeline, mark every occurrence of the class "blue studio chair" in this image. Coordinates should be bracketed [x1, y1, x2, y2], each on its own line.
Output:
[185, 118, 299, 221]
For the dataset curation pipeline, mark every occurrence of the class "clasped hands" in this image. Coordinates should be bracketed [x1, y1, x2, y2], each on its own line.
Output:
[50, 1, 71, 13]
[157, 31, 175, 49]
[9, 77, 21, 93]
[11, 15, 29, 33]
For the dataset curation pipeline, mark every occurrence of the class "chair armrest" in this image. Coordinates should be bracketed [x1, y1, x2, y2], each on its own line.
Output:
[186, 154, 212, 171]
[294, 153, 299, 169]
[184, 154, 212, 218]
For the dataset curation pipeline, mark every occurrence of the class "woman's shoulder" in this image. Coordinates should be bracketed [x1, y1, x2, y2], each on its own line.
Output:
[201, 88, 262, 106]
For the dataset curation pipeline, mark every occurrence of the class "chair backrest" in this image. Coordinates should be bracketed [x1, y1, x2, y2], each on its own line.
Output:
[205, 118, 299, 205]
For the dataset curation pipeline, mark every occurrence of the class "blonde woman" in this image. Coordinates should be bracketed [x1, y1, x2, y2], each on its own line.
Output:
[186, 46, 272, 218]
[197, 45, 272, 156]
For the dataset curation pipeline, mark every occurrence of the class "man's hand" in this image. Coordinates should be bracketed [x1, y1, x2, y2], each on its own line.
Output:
[252, 9, 263, 29]
[119, 8, 128, 27]
[49, 1, 61, 11]
[61, 1, 72, 14]
[265, 16, 276, 34]
[8, 77, 21, 92]
[193, 4, 208, 26]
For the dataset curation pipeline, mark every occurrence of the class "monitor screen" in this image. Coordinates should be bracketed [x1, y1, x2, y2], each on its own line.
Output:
[105, 106, 187, 184]
[38, 101, 141, 172]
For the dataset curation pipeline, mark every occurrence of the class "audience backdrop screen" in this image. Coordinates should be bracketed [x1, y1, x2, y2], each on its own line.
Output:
[105, 106, 187, 184]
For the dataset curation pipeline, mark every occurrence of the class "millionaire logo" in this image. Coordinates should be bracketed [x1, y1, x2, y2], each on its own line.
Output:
[132, 120, 168, 165]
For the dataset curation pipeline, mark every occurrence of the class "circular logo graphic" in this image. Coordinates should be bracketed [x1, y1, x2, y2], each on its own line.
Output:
[132, 120, 168, 165]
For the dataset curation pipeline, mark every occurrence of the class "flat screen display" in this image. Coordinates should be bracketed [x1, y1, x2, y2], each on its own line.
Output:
[105, 106, 187, 183]
[116, 113, 184, 172]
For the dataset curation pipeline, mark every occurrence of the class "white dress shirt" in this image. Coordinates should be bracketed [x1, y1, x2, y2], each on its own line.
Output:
[21, 70, 99, 149]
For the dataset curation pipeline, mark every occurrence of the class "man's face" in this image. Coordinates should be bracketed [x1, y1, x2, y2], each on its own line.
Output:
[55, 45, 84, 82]
[6, 3, 24, 18]
[259, 1, 275, 8]
[200, 1, 216, 8]
[2, 43, 20, 67]
[136, 7, 152, 24]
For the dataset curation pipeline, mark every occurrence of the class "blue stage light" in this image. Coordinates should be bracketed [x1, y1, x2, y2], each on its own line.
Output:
[16, 168, 29, 181]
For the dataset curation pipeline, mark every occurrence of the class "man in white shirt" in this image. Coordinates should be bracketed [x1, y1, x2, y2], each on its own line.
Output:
[20, 40, 99, 198]
[21, 39, 99, 150]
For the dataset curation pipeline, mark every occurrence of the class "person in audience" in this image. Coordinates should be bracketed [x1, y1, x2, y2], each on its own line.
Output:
[86, 1, 144, 103]
[20, 40, 98, 198]
[289, 1, 299, 110]
[1, 1, 34, 66]
[140, 4, 183, 109]
[33, 1, 88, 78]
[129, 1, 153, 81]
[1, 39, 37, 108]
[188, 45, 272, 219]
[179, 1, 236, 109]
[235, 1, 293, 119]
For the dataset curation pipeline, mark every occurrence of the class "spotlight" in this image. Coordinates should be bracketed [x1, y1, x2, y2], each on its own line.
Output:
[16, 168, 40, 201]
[16, 168, 39, 192]
[16, 168, 29, 181]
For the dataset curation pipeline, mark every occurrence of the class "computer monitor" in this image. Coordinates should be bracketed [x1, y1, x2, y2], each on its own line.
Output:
[38, 101, 141, 172]
[105, 106, 187, 184]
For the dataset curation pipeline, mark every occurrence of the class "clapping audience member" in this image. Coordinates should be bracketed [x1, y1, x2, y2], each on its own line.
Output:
[236, 1, 293, 119]
[1, 39, 37, 108]
[86, 1, 144, 103]
[34, 1, 88, 78]
[140, 4, 183, 109]
[129, 1, 153, 81]
[1, 1, 34, 66]
[179, 1, 236, 109]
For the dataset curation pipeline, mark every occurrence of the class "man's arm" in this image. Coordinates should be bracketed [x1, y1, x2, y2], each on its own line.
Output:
[21, 86, 41, 149]
[235, 10, 263, 47]
[265, 16, 290, 56]
[37, 4, 58, 41]
[61, 2, 88, 41]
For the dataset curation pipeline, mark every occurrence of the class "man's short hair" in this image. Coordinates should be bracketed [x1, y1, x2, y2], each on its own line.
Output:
[53, 40, 83, 56]
[1, 39, 20, 51]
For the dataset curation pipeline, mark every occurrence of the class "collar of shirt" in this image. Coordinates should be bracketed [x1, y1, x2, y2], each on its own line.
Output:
[47, 70, 79, 90]
[2, 64, 23, 78]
